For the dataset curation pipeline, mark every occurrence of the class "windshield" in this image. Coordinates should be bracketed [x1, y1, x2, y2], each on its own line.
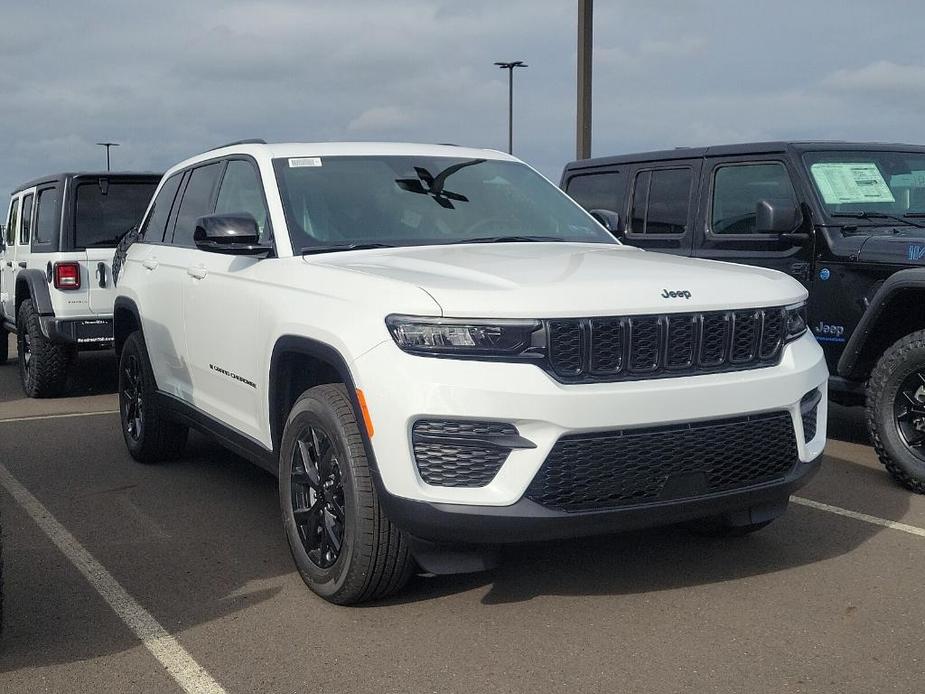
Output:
[74, 180, 158, 249]
[272, 155, 614, 252]
[804, 150, 925, 218]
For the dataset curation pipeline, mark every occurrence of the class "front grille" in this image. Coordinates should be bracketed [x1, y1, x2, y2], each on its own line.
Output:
[412, 420, 519, 487]
[545, 307, 787, 383]
[525, 412, 798, 512]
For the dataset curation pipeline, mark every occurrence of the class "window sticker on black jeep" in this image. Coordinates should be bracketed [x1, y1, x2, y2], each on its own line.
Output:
[810, 162, 895, 204]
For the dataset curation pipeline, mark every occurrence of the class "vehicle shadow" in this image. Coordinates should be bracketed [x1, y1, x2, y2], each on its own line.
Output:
[0, 336, 118, 402]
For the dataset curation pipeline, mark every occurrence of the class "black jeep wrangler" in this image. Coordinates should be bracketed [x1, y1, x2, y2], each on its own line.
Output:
[562, 141, 925, 493]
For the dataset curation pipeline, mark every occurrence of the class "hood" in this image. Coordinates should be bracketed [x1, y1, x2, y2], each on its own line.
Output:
[855, 231, 925, 265]
[308, 242, 807, 318]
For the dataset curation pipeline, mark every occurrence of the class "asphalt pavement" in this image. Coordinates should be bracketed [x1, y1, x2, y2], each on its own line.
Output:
[1, 335, 924, 693]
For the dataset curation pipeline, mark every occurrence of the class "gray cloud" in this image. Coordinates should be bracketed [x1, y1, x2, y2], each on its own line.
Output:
[3, 0, 925, 200]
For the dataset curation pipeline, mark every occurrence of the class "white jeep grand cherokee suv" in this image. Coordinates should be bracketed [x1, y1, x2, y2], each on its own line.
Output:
[114, 140, 828, 604]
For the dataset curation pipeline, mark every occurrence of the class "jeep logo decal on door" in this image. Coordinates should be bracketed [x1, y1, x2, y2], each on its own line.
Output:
[661, 289, 692, 299]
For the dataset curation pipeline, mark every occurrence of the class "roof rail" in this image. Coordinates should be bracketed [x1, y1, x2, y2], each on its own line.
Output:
[207, 138, 267, 152]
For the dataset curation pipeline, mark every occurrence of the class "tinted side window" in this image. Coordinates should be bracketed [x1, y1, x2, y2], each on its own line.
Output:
[712, 163, 796, 235]
[140, 173, 182, 243]
[5, 199, 18, 246]
[566, 172, 621, 212]
[171, 163, 222, 246]
[629, 169, 691, 235]
[20, 194, 34, 245]
[214, 160, 270, 240]
[35, 187, 59, 245]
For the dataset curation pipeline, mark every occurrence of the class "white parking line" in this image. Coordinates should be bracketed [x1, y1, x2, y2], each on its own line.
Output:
[0, 463, 227, 694]
[792, 495, 925, 538]
[0, 409, 119, 424]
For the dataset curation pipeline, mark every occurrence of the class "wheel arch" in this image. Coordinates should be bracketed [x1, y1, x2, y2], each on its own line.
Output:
[14, 269, 54, 318]
[113, 296, 142, 357]
[838, 268, 925, 380]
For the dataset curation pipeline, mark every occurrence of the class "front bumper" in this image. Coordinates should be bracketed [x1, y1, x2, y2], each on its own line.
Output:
[354, 331, 828, 511]
[39, 316, 113, 347]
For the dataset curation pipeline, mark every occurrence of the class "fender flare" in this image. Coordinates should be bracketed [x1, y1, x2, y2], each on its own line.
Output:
[112, 296, 142, 355]
[838, 267, 925, 379]
[15, 269, 54, 316]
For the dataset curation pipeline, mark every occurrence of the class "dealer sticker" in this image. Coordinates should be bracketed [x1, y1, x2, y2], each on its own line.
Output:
[288, 157, 322, 168]
[810, 162, 895, 204]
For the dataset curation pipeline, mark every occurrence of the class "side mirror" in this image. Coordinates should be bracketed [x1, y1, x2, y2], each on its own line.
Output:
[193, 214, 271, 256]
[755, 198, 801, 234]
[589, 208, 622, 237]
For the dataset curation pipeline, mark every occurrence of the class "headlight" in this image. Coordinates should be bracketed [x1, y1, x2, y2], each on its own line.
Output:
[386, 315, 542, 357]
[785, 302, 808, 341]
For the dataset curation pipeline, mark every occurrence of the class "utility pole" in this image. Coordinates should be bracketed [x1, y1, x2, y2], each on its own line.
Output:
[96, 142, 120, 171]
[494, 61, 528, 154]
[577, 0, 593, 159]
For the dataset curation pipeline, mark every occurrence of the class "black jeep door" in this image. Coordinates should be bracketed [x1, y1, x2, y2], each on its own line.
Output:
[692, 155, 815, 285]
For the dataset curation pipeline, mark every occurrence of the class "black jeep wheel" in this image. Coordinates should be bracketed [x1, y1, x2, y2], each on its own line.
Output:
[279, 384, 415, 604]
[867, 329, 925, 493]
[119, 331, 188, 463]
[16, 299, 72, 398]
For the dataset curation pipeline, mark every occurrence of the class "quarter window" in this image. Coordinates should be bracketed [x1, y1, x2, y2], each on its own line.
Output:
[711, 163, 796, 235]
[35, 187, 59, 245]
[5, 199, 18, 246]
[566, 172, 621, 212]
[629, 168, 691, 235]
[140, 173, 183, 243]
[171, 163, 222, 246]
[214, 160, 270, 240]
[20, 194, 33, 245]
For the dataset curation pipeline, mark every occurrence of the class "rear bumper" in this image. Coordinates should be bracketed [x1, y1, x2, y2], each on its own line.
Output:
[39, 317, 113, 347]
[380, 452, 822, 545]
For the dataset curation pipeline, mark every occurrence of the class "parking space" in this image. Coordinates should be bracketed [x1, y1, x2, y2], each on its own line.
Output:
[2, 338, 925, 693]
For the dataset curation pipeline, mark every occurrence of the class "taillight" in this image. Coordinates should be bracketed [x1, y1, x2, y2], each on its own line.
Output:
[54, 262, 81, 290]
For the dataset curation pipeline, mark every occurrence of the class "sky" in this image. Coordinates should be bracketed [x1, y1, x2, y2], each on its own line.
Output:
[3, 0, 925, 196]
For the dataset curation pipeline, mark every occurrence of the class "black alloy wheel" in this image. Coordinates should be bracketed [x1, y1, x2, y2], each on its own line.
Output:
[120, 351, 144, 442]
[290, 424, 345, 569]
[894, 370, 925, 461]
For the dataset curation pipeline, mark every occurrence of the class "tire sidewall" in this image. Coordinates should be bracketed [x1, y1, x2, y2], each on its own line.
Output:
[119, 333, 151, 457]
[279, 393, 362, 600]
[872, 342, 925, 482]
[16, 301, 38, 395]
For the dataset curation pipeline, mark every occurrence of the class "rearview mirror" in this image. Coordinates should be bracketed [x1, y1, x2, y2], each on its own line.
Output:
[755, 198, 801, 234]
[589, 208, 622, 237]
[193, 214, 272, 256]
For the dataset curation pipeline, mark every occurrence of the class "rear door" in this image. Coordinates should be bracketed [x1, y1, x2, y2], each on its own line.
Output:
[620, 161, 700, 256]
[12, 190, 35, 307]
[72, 176, 159, 314]
[0, 196, 21, 323]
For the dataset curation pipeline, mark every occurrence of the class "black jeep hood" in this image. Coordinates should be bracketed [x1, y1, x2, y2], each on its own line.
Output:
[855, 231, 925, 264]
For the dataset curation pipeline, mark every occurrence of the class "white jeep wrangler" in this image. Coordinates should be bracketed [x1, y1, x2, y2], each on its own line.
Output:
[0, 172, 160, 396]
[114, 141, 828, 604]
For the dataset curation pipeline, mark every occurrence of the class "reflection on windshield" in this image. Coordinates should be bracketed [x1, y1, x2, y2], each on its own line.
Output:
[805, 151, 925, 220]
[273, 155, 614, 251]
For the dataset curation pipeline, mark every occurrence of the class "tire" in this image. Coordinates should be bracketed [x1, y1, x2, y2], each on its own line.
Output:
[118, 331, 188, 463]
[686, 517, 774, 537]
[279, 384, 415, 604]
[0, 325, 9, 364]
[17, 299, 72, 398]
[867, 330, 925, 493]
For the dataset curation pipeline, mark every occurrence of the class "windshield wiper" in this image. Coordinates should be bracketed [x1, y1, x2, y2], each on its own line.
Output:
[455, 235, 565, 245]
[831, 211, 925, 229]
[301, 242, 395, 255]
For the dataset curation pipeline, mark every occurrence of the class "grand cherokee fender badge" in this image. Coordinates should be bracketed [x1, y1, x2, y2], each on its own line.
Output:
[209, 363, 257, 388]
[661, 289, 692, 299]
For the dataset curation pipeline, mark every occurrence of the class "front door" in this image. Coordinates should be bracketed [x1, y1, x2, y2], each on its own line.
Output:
[692, 157, 815, 285]
[0, 196, 21, 323]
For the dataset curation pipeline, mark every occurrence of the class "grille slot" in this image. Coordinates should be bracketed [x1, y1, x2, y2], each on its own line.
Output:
[525, 412, 798, 512]
[545, 307, 786, 383]
[412, 420, 521, 488]
[800, 389, 821, 443]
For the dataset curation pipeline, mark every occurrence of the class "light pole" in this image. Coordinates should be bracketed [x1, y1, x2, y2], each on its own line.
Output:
[96, 142, 120, 171]
[576, 0, 593, 159]
[494, 61, 528, 154]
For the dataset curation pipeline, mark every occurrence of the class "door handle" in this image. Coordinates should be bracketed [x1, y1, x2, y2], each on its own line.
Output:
[97, 262, 107, 288]
[186, 265, 207, 280]
[17, 261, 26, 268]
[142, 259, 159, 271]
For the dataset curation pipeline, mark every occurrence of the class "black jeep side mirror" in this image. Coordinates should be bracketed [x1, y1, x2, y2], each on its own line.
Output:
[755, 198, 801, 234]
[193, 214, 272, 256]
[589, 208, 622, 237]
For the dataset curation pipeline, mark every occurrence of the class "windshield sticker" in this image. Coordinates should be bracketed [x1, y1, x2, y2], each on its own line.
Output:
[810, 162, 895, 204]
[289, 157, 322, 168]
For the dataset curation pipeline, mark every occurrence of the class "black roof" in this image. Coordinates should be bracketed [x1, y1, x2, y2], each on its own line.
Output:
[11, 171, 162, 196]
[566, 140, 925, 171]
